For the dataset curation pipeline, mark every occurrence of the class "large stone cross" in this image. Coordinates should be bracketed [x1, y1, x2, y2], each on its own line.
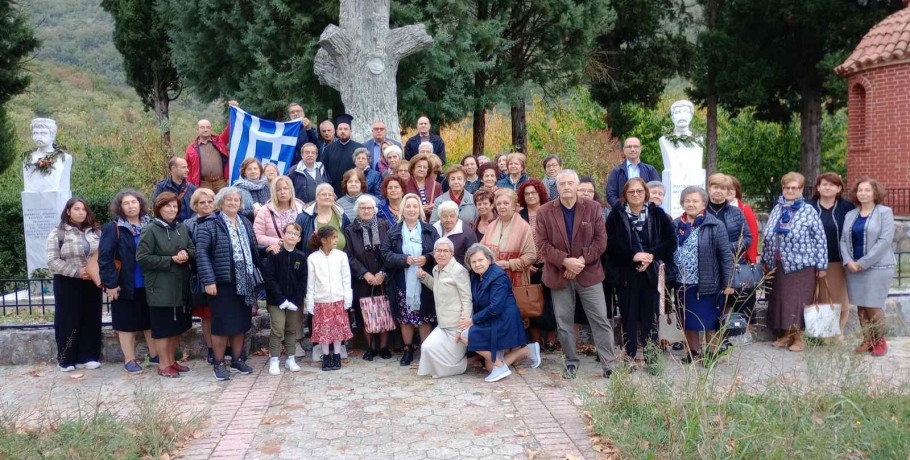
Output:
[314, 0, 433, 143]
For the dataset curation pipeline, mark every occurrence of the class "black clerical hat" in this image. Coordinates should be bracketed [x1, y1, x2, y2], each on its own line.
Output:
[335, 113, 354, 127]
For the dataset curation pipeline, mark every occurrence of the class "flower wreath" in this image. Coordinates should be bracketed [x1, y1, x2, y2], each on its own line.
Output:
[662, 128, 704, 149]
[23, 144, 68, 176]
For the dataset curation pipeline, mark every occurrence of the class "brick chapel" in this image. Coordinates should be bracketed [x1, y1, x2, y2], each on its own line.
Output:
[835, 1, 910, 213]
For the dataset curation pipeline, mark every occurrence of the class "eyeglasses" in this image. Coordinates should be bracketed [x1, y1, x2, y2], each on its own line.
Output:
[782, 186, 802, 191]
[435, 248, 452, 254]
[627, 190, 646, 195]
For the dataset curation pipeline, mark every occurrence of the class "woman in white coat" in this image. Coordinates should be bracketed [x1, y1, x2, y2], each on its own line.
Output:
[416, 237, 473, 378]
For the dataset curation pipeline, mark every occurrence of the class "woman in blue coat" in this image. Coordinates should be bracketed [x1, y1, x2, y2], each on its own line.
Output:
[458, 244, 541, 383]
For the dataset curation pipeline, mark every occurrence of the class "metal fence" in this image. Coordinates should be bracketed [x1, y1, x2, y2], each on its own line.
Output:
[759, 187, 910, 216]
[0, 278, 112, 329]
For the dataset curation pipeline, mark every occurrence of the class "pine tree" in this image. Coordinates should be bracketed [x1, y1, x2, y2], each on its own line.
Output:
[0, 0, 40, 173]
[689, 0, 903, 184]
[101, 0, 180, 148]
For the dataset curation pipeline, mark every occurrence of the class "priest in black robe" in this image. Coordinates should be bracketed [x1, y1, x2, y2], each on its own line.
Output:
[320, 113, 364, 197]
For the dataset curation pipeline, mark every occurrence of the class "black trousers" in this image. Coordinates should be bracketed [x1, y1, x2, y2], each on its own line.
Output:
[53, 275, 103, 366]
[617, 272, 659, 358]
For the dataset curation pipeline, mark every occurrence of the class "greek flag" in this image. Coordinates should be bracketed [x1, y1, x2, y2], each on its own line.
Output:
[228, 106, 301, 183]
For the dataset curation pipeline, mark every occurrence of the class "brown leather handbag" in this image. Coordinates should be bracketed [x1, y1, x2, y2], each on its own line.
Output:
[513, 271, 544, 318]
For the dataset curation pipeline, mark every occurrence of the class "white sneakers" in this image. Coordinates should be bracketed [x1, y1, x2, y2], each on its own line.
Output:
[58, 364, 75, 372]
[270, 357, 301, 374]
[285, 357, 300, 372]
[529, 343, 541, 369]
[269, 357, 281, 375]
[76, 361, 101, 370]
[484, 364, 512, 382]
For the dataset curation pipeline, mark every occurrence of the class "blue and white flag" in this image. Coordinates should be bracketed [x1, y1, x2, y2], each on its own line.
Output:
[228, 106, 301, 183]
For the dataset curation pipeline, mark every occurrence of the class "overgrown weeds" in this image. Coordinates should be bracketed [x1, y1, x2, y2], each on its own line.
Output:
[585, 342, 910, 459]
[0, 387, 205, 459]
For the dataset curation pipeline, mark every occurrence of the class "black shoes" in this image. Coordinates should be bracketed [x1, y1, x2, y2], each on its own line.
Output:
[321, 354, 331, 371]
[378, 347, 392, 359]
[363, 348, 377, 362]
[681, 352, 702, 364]
[603, 368, 613, 379]
[399, 346, 414, 366]
[563, 364, 578, 379]
[206, 348, 214, 365]
[332, 353, 342, 370]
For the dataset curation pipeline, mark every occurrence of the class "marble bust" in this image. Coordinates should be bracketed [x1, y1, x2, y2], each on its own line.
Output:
[659, 100, 703, 172]
[23, 118, 72, 193]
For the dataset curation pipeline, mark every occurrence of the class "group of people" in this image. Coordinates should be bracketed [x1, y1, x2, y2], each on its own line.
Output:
[43, 106, 896, 383]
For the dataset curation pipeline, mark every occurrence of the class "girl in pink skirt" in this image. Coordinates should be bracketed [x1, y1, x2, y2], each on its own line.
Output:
[306, 226, 353, 371]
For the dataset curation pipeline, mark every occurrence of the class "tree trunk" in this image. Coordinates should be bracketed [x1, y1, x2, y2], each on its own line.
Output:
[705, 0, 718, 176]
[473, 108, 486, 156]
[799, 86, 823, 187]
[510, 94, 527, 153]
[153, 93, 171, 151]
[314, 0, 433, 143]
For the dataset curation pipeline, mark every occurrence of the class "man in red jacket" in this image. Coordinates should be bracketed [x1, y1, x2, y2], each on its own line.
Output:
[186, 118, 230, 192]
[535, 169, 617, 379]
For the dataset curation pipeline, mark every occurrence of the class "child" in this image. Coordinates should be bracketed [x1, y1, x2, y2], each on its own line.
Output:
[262, 222, 307, 375]
[306, 226, 353, 371]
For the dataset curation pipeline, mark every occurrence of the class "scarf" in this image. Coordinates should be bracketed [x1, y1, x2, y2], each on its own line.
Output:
[543, 175, 558, 199]
[676, 211, 706, 246]
[222, 213, 257, 306]
[624, 203, 648, 232]
[401, 222, 423, 312]
[117, 215, 150, 236]
[773, 196, 803, 235]
[233, 178, 269, 191]
[355, 216, 381, 249]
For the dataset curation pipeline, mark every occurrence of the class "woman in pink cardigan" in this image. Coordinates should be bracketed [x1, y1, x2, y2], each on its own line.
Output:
[255, 176, 306, 255]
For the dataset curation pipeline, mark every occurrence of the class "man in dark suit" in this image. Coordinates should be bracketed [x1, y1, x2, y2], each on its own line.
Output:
[404, 116, 446, 164]
[605, 137, 660, 208]
[362, 120, 401, 175]
[536, 169, 617, 379]
[320, 114, 364, 196]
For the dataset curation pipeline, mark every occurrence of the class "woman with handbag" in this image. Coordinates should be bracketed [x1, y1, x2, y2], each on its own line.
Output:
[46, 197, 103, 372]
[458, 244, 541, 382]
[98, 189, 158, 374]
[726, 176, 762, 330]
[672, 187, 735, 363]
[606, 178, 677, 366]
[254, 175, 306, 255]
[761, 172, 827, 353]
[344, 195, 394, 361]
[136, 192, 196, 378]
[184, 188, 217, 363]
[416, 238, 474, 378]
[808, 172, 856, 337]
[840, 178, 895, 357]
[479, 189, 537, 290]
[518, 179, 558, 352]
[195, 186, 263, 381]
[706, 174, 753, 323]
[381, 193, 439, 366]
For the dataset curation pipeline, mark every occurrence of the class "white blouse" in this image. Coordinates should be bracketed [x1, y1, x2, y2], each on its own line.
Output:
[305, 248, 353, 310]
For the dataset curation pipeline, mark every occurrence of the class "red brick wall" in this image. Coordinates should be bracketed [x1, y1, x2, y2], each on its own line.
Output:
[846, 63, 910, 214]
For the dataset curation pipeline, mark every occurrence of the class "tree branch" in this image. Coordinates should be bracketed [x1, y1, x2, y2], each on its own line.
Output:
[314, 48, 341, 89]
[386, 24, 434, 62]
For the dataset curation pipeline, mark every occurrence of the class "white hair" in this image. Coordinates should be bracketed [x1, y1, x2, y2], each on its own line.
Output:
[418, 141, 434, 153]
[354, 194, 378, 211]
[557, 169, 580, 183]
[214, 186, 244, 209]
[437, 200, 459, 216]
[434, 237, 454, 251]
[382, 144, 403, 159]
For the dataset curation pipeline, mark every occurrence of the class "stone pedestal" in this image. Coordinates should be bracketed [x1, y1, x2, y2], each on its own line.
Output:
[22, 190, 72, 276]
[661, 169, 706, 219]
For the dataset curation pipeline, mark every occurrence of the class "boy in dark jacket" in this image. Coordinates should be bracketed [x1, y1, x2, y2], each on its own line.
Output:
[262, 222, 308, 375]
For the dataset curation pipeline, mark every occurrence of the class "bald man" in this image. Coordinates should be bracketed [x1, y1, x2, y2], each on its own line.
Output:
[185, 118, 230, 192]
[404, 116, 446, 164]
[152, 157, 197, 222]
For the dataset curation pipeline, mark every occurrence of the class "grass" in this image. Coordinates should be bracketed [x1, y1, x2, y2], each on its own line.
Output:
[584, 341, 910, 459]
[0, 311, 54, 325]
[0, 388, 205, 459]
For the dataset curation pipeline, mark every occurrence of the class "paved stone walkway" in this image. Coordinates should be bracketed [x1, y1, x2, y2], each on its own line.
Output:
[0, 337, 907, 459]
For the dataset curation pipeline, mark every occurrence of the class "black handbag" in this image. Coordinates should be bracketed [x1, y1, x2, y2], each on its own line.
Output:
[719, 311, 748, 337]
[730, 263, 764, 291]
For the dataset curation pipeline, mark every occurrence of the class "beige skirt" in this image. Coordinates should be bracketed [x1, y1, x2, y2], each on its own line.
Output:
[816, 262, 850, 308]
[417, 327, 467, 378]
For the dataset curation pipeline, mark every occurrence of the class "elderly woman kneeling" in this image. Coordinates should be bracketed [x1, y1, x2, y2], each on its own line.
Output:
[416, 238, 473, 378]
[458, 244, 541, 382]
